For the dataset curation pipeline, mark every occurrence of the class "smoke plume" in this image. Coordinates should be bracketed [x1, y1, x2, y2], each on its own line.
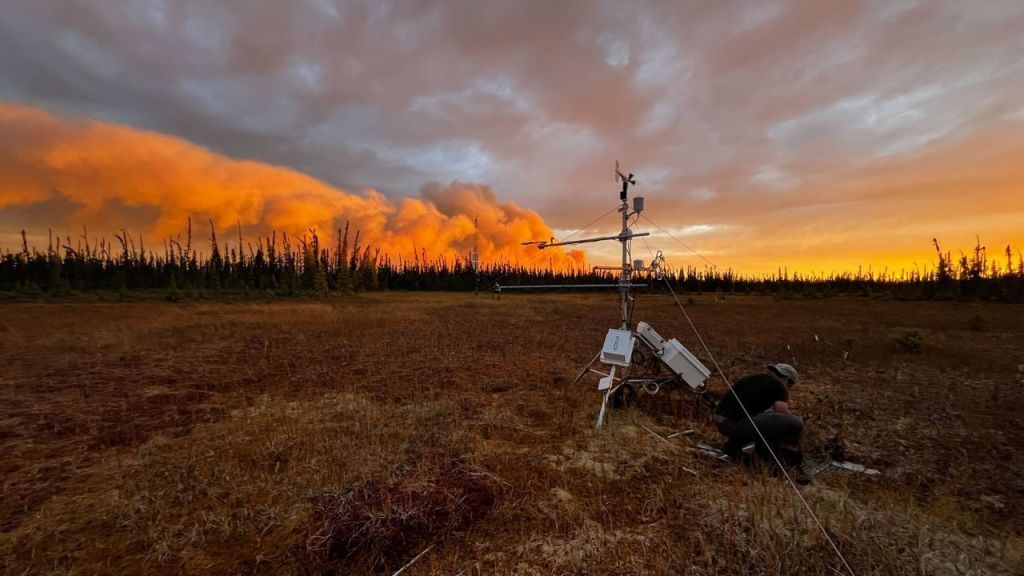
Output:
[0, 103, 584, 268]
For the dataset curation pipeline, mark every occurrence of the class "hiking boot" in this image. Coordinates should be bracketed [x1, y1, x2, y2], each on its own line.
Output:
[777, 445, 804, 467]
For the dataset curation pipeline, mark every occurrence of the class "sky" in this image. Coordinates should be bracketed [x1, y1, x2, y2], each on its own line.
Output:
[1, 0, 1023, 275]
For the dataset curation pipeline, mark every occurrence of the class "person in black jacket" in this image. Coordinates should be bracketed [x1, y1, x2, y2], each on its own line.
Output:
[713, 363, 806, 474]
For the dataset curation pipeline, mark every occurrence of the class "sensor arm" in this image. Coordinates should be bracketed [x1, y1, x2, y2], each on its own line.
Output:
[495, 283, 648, 291]
[526, 231, 650, 250]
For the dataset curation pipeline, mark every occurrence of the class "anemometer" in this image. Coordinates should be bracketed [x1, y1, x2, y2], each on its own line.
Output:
[500, 162, 711, 427]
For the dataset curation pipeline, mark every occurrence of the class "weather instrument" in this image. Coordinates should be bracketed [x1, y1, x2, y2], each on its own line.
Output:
[498, 162, 711, 427]
[500, 164, 869, 574]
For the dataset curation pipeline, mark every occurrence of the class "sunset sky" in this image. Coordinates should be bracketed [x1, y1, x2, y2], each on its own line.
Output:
[1, 1, 1023, 275]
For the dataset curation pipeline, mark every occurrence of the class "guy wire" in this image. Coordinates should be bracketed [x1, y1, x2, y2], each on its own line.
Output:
[660, 278, 857, 576]
[641, 214, 718, 269]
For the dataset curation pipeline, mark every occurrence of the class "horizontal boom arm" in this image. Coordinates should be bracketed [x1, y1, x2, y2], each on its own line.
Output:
[529, 231, 650, 250]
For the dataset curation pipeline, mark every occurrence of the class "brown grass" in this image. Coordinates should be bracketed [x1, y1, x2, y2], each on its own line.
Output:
[0, 293, 1022, 575]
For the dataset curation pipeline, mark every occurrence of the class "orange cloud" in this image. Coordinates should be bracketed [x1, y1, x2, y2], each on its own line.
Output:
[0, 103, 584, 270]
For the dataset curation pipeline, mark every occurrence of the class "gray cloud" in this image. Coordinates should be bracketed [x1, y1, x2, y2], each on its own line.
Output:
[2, 0, 1023, 271]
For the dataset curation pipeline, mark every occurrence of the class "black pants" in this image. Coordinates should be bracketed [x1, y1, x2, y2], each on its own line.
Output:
[714, 412, 804, 465]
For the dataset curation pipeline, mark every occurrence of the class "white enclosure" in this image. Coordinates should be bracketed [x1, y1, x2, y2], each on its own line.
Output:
[661, 338, 711, 391]
[600, 329, 635, 367]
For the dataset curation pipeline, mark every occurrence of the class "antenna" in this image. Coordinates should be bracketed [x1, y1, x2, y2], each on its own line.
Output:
[504, 162, 664, 325]
[471, 215, 480, 272]
[472, 215, 481, 294]
[501, 165, 857, 573]
[501, 162, 709, 428]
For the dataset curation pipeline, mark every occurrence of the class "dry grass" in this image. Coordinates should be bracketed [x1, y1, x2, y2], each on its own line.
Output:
[1, 293, 1022, 575]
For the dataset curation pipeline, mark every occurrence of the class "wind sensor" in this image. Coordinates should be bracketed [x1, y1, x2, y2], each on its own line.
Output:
[499, 162, 711, 427]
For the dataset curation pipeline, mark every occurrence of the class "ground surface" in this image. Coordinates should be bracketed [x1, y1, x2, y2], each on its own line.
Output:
[1, 292, 1022, 575]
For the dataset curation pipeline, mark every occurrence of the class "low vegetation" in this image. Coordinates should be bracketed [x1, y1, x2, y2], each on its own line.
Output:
[1, 293, 1021, 574]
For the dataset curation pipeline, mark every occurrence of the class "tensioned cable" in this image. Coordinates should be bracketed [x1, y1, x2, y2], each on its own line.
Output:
[641, 214, 718, 269]
[660, 278, 856, 576]
[560, 206, 620, 242]
[639, 229, 679, 283]
[515, 206, 619, 272]
[541, 196, 852, 572]
[638, 232, 658, 266]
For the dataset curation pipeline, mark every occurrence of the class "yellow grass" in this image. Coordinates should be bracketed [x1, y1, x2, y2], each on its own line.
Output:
[1, 293, 1022, 574]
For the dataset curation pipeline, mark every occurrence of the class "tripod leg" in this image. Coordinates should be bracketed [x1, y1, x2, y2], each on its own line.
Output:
[571, 351, 602, 385]
[595, 366, 616, 428]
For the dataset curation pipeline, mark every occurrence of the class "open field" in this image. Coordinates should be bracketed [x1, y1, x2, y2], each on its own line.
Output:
[1, 293, 1022, 575]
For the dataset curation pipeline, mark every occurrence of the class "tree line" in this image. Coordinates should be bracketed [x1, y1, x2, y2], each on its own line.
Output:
[1, 222, 1022, 302]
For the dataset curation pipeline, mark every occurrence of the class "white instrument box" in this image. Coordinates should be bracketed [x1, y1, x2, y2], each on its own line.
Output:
[600, 329, 635, 367]
[635, 321, 710, 391]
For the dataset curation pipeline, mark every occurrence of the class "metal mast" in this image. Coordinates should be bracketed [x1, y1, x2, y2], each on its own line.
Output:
[472, 215, 480, 294]
[500, 161, 652, 295]
[617, 166, 636, 329]
[471, 215, 480, 272]
[501, 162, 672, 431]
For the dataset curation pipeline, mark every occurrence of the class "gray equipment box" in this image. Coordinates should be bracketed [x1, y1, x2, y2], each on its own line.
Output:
[635, 321, 711, 391]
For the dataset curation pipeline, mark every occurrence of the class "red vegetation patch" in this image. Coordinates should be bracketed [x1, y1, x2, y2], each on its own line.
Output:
[305, 459, 498, 573]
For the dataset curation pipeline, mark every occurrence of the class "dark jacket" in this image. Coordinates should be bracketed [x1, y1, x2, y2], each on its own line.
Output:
[714, 372, 788, 420]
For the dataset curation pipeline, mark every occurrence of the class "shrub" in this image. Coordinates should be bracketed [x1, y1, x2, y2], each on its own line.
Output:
[894, 330, 923, 354]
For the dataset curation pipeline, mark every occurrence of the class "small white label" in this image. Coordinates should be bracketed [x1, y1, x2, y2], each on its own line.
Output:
[598, 375, 613, 390]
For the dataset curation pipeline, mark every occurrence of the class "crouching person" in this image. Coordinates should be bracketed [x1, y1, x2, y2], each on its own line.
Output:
[713, 363, 810, 483]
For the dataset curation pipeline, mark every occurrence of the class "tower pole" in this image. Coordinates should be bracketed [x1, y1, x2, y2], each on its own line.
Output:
[620, 192, 630, 329]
